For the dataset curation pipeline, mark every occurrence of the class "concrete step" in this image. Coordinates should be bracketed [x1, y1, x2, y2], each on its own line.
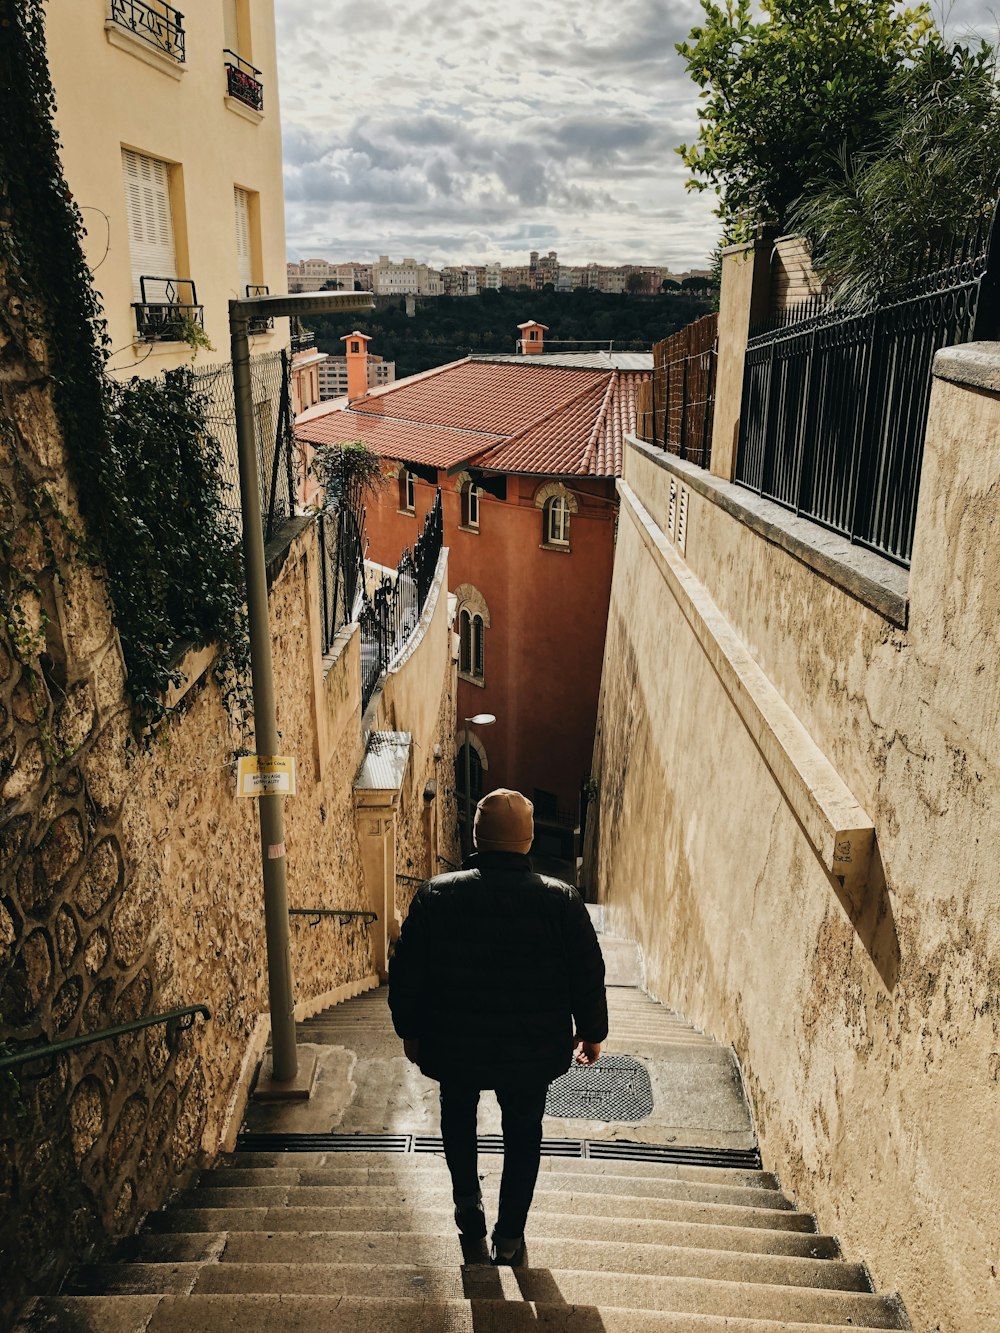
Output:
[196, 1171, 791, 1210]
[33, 1274, 906, 1327]
[130, 1224, 841, 1267]
[144, 1200, 818, 1239]
[13, 1293, 913, 1332]
[217, 1159, 783, 1190]
[75, 1244, 864, 1295]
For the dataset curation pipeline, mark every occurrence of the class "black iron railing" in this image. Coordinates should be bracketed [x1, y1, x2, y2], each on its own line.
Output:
[109, 0, 185, 61]
[290, 318, 316, 353]
[246, 284, 274, 335]
[318, 503, 365, 654]
[289, 908, 377, 927]
[225, 49, 264, 112]
[736, 208, 999, 566]
[360, 491, 444, 709]
[133, 275, 204, 343]
[0, 1005, 210, 1078]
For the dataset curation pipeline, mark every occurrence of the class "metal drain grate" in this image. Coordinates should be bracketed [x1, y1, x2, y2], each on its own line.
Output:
[545, 1055, 653, 1121]
[234, 1131, 760, 1169]
[236, 1133, 413, 1153]
[414, 1135, 584, 1157]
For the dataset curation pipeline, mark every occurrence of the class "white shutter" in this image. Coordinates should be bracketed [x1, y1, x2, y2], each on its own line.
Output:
[122, 149, 176, 302]
[234, 187, 253, 294]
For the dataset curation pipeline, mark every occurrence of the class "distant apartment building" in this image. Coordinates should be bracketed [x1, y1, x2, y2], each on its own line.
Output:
[287, 258, 373, 292]
[478, 262, 502, 291]
[441, 266, 479, 297]
[372, 255, 443, 297]
[317, 350, 396, 400]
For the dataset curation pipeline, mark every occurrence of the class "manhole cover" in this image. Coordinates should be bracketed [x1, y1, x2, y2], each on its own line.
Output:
[545, 1055, 653, 1121]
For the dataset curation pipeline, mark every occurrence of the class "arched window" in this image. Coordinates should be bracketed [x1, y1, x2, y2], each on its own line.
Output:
[459, 608, 485, 679]
[399, 467, 415, 513]
[455, 745, 484, 802]
[545, 495, 570, 546]
[461, 480, 480, 530]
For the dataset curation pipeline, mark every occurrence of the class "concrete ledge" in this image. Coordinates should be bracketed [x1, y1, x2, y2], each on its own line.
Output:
[627, 436, 909, 628]
[619, 479, 875, 892]
[933, 342, 1000, 394]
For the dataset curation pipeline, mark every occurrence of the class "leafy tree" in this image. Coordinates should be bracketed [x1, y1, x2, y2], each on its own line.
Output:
[790, 39, 1000, 306]
[676, 0, 940, 240]
[660, 278, 681, 291]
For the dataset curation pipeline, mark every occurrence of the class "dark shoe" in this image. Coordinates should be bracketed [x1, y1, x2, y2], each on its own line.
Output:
[454, 1196, 487, 1239]
[490, 1229, 525, 1265]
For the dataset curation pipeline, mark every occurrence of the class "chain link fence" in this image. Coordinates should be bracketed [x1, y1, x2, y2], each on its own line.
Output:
[190, 348, 296, 542]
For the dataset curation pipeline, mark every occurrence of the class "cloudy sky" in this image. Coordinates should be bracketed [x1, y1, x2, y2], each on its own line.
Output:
[275, 0, 998, 272]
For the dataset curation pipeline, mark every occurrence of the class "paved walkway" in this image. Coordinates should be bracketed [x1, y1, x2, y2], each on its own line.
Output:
[244, 912, 755, 1152]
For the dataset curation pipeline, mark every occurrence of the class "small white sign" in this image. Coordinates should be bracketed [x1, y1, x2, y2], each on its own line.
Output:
[236, 755, 297, 798]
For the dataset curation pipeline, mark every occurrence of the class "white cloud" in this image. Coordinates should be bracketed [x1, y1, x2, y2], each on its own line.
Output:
[274, 0, 999, 269]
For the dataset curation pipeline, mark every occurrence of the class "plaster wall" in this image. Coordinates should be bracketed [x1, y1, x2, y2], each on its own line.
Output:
[589, 351, 1000, 1331]
[45, 0, 289, 377]
[365, 469, 616, 821]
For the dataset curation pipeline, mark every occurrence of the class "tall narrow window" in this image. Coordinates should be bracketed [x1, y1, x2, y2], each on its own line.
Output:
[399, 469, 415, 512]
[122, 149, 176, 300]
[456, 746, 484, 801]
[234, 186, 253, 294]
[473, 615, 484, 677]
[546, 495, 570, 546]
[459, 609, 472, 674]
[461, 481, 480, 530]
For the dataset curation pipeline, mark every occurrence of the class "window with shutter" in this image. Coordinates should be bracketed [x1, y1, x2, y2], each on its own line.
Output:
[121, 149, 177, 301]
[234, 187, 253, 294]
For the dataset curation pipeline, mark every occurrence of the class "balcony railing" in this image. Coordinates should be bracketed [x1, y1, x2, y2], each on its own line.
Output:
[246, 284, 274, 335]
[132, 276, 204, 343]
[108, 0, 185, 62]
[225, 49, 264, 112]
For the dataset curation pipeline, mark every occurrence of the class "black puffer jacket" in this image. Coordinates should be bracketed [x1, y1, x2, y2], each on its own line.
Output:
[388, 852, 608, 1089]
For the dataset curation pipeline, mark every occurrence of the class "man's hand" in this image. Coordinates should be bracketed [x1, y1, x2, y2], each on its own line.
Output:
[403, 1038, 421, 1065]
[573, 1038, 601, 1066]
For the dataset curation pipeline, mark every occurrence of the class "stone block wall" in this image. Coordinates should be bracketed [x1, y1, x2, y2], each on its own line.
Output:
[0, 363, 456, 1319]
[587, 346, 1000, 1331]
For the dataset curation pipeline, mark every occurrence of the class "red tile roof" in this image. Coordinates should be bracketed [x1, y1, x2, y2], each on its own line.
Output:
[295, 357, 650, 478]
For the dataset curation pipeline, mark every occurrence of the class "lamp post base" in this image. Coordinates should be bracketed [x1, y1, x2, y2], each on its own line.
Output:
[252, 1051, 319, 1102]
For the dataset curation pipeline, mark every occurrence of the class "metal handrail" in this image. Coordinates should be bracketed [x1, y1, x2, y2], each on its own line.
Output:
[0, 1004, 210, 1077]
[109, 0, 186, 62]
[397, 873, 426, 885]
[289, 908, 377, 928]
[437, 854, 460, 871]
[224, 48, 264, 112]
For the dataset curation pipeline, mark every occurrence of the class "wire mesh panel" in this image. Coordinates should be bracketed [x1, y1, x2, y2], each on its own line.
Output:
[189, 349, 297, 543]
[736, 208, 999, 566]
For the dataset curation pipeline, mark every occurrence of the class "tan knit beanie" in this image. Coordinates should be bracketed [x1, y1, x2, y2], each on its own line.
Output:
[473, 788, 534, 854]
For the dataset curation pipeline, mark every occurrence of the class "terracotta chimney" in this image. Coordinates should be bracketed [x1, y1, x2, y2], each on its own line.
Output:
[341, 329, 372, 400]
[517, 320, 548, 355]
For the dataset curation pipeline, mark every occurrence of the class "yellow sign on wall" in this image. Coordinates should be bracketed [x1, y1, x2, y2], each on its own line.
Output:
[236, 755, 297, 798]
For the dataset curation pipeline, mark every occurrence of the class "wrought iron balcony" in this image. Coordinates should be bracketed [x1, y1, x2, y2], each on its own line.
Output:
[108, 0, 186, 62]
[290, 317, 316, 353]
[225, 49, 264, 112]
[246, 284, 274, 334]
[132, 276, 204, 343]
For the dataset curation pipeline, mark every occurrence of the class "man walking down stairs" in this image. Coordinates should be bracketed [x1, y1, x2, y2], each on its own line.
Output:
[16, 917, 912, 1330]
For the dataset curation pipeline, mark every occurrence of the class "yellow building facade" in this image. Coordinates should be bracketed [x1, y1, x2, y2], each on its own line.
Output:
[46, 0, 289, 379]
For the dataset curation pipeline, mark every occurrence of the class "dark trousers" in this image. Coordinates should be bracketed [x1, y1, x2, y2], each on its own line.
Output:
[439, 1081, 549, 1239]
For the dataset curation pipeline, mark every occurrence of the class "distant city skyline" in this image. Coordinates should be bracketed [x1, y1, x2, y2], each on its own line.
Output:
[275, 0, 998, 272]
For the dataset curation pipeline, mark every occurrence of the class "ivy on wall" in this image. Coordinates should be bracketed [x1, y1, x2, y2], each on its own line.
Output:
[0, 0, 250, 739]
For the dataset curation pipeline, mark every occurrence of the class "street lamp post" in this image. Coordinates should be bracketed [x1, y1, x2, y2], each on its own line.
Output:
[230, 289, 374, 1095]
[463, 713, 496, 859]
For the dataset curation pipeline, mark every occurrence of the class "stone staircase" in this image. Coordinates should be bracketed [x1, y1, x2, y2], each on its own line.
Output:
[17, 951, 911, 1330]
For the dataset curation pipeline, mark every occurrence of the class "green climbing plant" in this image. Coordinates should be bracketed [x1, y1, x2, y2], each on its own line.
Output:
[0, 0, 251, 742]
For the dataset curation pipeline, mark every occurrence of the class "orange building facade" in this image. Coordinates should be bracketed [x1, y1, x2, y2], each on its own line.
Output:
[296, 329, 650, 866]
